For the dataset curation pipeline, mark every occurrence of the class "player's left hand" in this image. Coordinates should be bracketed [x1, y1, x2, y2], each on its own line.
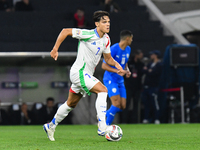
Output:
[117, 70, 127, 76]
[115, 62, 126, 76]
[125, 71, 131, 78]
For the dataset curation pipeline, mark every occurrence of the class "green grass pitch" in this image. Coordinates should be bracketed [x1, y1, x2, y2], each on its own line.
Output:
[0, 124, 200, 150]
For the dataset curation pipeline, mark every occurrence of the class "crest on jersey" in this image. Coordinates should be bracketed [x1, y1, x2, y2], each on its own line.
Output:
[127, 54, 129, 58]
[76, 30, 81, 35]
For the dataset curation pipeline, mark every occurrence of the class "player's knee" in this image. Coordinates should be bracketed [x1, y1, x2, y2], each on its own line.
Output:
[67, 100, 77, 108]
[112, 101, 121, 108]
[101, 85, 108, 93]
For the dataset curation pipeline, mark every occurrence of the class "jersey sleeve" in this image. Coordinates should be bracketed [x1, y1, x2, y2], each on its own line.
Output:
[110, 44, 117, 59]
[72, 28, 95, 40]
[103, 43, 117, 64]
[103, 34, 111, 54]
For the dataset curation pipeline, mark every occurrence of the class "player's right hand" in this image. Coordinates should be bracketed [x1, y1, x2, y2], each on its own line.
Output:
[125, 70, 131, 78]
[50, 49, 58, 61]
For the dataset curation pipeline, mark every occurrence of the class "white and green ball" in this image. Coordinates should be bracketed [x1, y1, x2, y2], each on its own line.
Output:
[105, 125, 123, 141]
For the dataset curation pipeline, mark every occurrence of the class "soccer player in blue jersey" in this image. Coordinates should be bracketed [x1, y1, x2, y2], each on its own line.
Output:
[102, 30, 133, 125]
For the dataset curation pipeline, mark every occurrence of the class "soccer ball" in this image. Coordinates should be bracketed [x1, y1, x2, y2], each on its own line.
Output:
[105, 125, 123, 141]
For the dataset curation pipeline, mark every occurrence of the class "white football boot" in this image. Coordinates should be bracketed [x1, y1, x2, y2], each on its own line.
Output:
[43, 123, 55, 141]
[97, 117, 107, 136]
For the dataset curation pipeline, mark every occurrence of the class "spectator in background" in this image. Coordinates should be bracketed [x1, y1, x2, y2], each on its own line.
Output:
[121, 50, 144, 123]
[8, 103, 32, 125]
[42, 97, 56, 123]
[142, 50, 163, 124]
[0, 100, 8, 125]
[20, 103, 32, 125]
[14, 0, 33, 11]
[73, 7, 89, 28]
[0, 0, 12, 12]
[104, 0, 121, 13]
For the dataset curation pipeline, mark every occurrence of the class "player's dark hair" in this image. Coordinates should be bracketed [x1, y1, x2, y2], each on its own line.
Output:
[46, 97, 54, 102]
[120, 30, 133, 40]
[93, 10, 110, 22]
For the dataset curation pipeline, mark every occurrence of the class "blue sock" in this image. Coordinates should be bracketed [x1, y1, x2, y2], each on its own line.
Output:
[106, 105, 122, 125]
[51, 118, 56, 124]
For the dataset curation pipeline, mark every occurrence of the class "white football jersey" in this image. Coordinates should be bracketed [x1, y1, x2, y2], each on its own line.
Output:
[71, 28, 111, 75]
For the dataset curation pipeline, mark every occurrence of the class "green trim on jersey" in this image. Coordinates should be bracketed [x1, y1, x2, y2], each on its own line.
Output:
[81, 36, 94, 42]
[77, 41, 80, 52]
[79, 62, 91, 96]
[82, 30, 95, 35]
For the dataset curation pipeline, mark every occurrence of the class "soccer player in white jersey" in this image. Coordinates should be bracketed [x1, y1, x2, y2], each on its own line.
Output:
[43, 11, 126, 141]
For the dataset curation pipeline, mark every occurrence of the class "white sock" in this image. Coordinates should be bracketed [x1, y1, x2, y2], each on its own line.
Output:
[95, 92, 107, 128]
[50, 102, 73, 129]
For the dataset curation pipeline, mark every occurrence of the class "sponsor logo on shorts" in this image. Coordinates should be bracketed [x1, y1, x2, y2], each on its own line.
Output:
[112, 88, 117, 93]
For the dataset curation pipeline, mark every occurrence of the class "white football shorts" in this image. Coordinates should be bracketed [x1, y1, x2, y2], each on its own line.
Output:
[69, 69, 99, 97]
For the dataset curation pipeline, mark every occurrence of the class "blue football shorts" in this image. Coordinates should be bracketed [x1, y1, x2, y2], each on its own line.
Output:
[103, 79, 126, 99]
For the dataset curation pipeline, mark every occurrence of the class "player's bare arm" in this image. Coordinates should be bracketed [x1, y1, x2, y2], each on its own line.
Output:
[101, 62, 118, 73]
[50, 28, 73, 60]
[125, 63, 131, 78]
[103, 53, 126, 76]
[102, 62, 127, 77]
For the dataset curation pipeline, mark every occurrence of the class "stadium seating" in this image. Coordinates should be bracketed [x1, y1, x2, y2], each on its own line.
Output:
[0, 0, 174, 56]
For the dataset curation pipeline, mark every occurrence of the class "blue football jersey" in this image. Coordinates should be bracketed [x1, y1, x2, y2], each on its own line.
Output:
[103, 43, 131, 83]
